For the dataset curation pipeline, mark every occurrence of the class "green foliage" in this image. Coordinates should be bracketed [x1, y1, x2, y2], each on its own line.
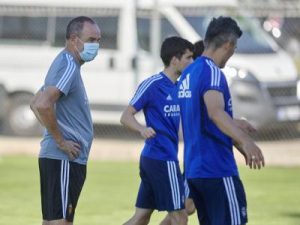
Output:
[0, 156, 299, 225]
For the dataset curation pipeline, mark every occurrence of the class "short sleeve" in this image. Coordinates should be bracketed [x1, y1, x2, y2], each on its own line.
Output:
[200, 60, 225, 96]
[44, 53, 77, 96]
[129, 79, 152, 112]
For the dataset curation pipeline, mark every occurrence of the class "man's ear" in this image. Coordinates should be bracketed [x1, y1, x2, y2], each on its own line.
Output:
[223, 41, 232, 50]
[69, 34, 77, 44]
[170, 56, 179, 66]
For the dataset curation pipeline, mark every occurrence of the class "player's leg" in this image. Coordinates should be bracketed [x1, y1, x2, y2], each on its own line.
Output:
[123, 156, 156, 225]
[183, 178, 196, 216]
[187, 178, 209, 225]
[63, 161, 86, 225]
[203, 176, 247, 225]
[221, 176, 248, 225]
[123, 179, 154, 225]
[159, 214, 171, 225]
[167, 210, 187, 225]
[43, 219, 69, 225]
[159, 205, 191, 225]
[191, 176, 248, 225]
[123, 208, 154, 225]
[39, 159, 86, 225]
[156, 160, 187, 225]
[159, 179, 195, 225]
[39, 158, 65, 225]
[185, 198, 196, 216]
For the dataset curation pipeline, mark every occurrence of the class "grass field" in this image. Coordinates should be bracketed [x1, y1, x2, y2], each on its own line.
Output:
[0, 156, 299, 225]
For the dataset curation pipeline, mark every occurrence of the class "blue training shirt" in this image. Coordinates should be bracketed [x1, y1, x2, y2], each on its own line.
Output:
[39, 50, 94, 165]
[178, 56, 238, 178]
[130, 72, 180, 161]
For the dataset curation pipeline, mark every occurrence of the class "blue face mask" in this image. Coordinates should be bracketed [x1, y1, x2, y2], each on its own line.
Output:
[79, 42, 100, 62]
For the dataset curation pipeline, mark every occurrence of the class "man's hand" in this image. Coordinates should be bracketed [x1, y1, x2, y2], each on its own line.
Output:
[139, 127, 156, 139]
[58, 140, 81, 161]
[235, 139, 265, 169]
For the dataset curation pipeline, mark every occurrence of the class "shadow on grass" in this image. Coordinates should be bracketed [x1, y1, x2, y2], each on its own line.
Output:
[281, 211, 300, 219]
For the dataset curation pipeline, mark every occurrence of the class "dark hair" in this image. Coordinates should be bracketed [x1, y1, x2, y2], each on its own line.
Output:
[160, 36, 194, 67]
[204, 16, 242, 49]
[66, 16, 96, 39]
[193, 40, 204, 59]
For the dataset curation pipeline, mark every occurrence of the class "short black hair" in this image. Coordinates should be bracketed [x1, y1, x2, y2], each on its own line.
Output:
[66, 16, 96, 39]
[193, 40, 204, 59]
[160, 36, 194, 67]
[204, 16, 242, 49]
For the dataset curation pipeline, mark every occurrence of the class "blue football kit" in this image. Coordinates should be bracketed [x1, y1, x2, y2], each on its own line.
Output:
[130, 72, 181, 161]
[130, 72, 185, 211]
[179, 56, 247, 224]
[179, 56, 237, 178]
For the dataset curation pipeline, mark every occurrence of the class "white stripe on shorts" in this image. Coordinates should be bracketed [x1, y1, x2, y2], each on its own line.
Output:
[223, 177, 241, 225]
[60, 160, 70, 219]
[184, 179, 190, 198]
[167, 161, 181, 210]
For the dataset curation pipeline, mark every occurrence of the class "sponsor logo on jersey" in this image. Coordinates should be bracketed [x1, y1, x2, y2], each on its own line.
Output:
[164, 104, 180, 117]
[178, 73, 192, 98]
[166, 94, 173, 101]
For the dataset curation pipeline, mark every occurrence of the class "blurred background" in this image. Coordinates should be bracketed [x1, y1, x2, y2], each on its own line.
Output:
[0, 1, 300, 225]
[0, 0, 300, 141]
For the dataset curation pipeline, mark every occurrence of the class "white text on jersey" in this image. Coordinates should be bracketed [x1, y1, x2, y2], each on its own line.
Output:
[164, 104, 180, 117]
[178, 73, 192, 98]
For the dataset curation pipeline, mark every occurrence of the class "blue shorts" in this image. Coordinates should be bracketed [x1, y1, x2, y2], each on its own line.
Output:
[188, 176, 248, 225]
[136, 156, 185, 211]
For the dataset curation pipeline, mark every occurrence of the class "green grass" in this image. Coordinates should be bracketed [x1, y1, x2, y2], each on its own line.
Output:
[0, 156, 299, 225]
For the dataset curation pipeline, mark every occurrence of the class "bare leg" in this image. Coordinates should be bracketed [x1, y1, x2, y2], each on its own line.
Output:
[159, 214, 171, 225]
[42, 219, 72, 225]
[168, 210, 188, 225]
[123, 208, 154, 225]
[159, 198, 195, 225]
[159, 210, 188, 225]
[185, 198, 196, 216]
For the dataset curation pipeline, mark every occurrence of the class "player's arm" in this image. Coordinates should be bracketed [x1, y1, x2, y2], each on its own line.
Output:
[203, 90, 264, 169]
[178, 118, 183, 141]
[233, 118, 256, 134]
[120, 105, 156, 139]
[30, 86, 80, 160]
[30, 89, 45, 126]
